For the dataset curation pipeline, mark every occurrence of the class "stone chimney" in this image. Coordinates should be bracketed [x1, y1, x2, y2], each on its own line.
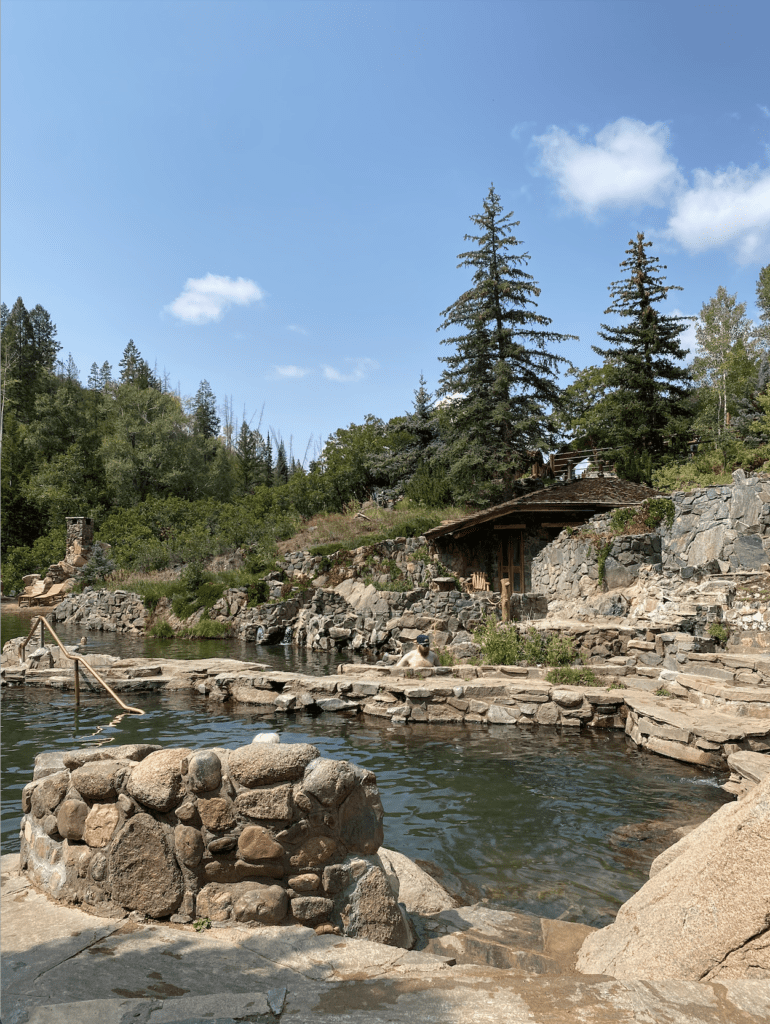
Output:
[65, 517, 95, 568]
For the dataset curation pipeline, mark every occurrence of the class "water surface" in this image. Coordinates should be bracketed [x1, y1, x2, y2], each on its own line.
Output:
[1, 679, 730, 927]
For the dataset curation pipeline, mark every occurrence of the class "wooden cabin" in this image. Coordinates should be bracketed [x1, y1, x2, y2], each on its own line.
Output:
[424, 477, 658, 593]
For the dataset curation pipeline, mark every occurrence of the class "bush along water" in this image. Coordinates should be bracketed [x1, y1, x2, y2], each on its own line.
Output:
[473, 618, 579, 668]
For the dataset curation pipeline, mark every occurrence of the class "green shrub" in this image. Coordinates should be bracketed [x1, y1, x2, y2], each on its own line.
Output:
[654, 686, 673, 697]
[610, 507, 637, 533]
[171, 595, 198, 620]
[148, 619, 175, 639]
[180, 560, 209, 592]
[246, 579, 269, 606]
[544, 634, 578, 667]
[545, 666, 598, 686]
[708, 621, 730, 646]
[474, 617, 522, 665]
[437, 649, 456, 666]
[196, 581, 225, 609]
[132, 579, 186, 611]
[2, 527, 66, 594]
[178, 616, 232, 639]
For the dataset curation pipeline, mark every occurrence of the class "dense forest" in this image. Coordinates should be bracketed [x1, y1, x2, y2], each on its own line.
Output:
[2, 187, 770, 593]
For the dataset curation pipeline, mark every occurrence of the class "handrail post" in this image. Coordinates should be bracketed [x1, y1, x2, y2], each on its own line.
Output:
[39, 616, 45, 649]
[16, 615, 144, 716]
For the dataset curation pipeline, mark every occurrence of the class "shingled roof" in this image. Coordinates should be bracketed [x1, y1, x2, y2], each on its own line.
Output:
[425, 477, 661, 540]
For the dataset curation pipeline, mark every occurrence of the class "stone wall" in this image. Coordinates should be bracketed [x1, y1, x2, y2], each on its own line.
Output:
[210, 581, 499, 658]
[531, 516, 662, 599]
[52, 589, 146, 634]
[664, 469, 770, 572]
[20, 742, 413, 947]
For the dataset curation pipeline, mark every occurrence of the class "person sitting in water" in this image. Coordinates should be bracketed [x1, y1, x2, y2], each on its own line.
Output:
[395, 634, 437, 669]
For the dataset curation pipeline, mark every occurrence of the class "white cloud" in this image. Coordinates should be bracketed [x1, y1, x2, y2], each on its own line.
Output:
[532, 117, 684, 215]
[665, 165, 770, 264]
[274, 364, 309, 378]
[511, 120, 535, 141]
[287, 324, 308, 335]
[758, 105, 770, 119]
[166, 273, 264, 324]
[322, 358, 379, 383]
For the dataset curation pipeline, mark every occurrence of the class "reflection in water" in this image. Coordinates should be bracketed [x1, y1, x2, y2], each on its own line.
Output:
[0, 685, 730, 926]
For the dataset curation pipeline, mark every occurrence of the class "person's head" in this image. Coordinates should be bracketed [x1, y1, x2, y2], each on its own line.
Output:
[416, 633, 430, 656]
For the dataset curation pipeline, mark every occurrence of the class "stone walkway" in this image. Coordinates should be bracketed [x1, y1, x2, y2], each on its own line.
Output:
[3, 855, 770, 1024]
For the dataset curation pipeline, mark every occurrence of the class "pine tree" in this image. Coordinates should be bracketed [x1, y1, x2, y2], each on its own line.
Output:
[593, 233, 693, 471]
[235, 420, 258, 493]
[118, 340, 159, 389]
[437, 185, 574, 501]
[274, 439, 289, 484]
[1, 298, 60, 424]
[263, 434, 274, 487]
[192, 380, 220, 438]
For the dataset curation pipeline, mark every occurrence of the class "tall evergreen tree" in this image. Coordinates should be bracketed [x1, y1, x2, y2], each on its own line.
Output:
[274, 439, 289, 484]
[118, 340, 159, 389]
[593, 233, 693, 474]
[192, 380, 220, 438]
[1, 297, 60, 423]
[437, 185, 574, 501]
[235, 420, 258, 494]
[263, 434, 274, 487]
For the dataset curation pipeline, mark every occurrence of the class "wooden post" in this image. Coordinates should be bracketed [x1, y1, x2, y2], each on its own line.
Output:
[501, 578, 511, 622]
[74, 659, 80, 706]
[39, 617, 45, 648]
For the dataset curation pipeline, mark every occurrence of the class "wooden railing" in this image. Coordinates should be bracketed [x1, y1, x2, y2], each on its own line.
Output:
[18, 616, 145, 715]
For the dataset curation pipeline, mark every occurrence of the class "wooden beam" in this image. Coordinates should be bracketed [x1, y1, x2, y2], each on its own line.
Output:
[493, 524, 526, 530]
[542, 521, 581, 527]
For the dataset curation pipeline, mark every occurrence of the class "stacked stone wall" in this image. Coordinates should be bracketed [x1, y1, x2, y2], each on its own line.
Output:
[20, 742, 413, 946]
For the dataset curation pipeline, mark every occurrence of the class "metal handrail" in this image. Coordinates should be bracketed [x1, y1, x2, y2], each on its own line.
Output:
[18, 615, 145, 715]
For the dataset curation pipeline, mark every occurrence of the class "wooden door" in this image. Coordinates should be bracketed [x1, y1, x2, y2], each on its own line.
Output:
[498, 532, 525, 593]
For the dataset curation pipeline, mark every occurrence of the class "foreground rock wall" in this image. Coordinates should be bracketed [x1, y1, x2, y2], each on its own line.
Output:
[20, 742, 416, 946]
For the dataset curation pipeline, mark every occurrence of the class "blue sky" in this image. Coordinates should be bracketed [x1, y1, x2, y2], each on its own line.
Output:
[3, 0, 769, 463]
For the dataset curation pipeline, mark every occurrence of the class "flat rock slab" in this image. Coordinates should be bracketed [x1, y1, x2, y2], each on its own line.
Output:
[4, 856, 770, 1024]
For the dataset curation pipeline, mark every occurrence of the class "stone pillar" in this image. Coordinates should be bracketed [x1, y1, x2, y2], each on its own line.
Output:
[65, 517, 94, 568]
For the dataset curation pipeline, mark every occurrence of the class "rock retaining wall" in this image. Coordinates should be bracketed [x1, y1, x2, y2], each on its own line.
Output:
[51, 589, 146, 634]
[20, 742, 414, 947]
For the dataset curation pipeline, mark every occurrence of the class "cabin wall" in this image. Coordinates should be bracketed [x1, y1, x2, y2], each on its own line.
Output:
[431, 524, 557, 592]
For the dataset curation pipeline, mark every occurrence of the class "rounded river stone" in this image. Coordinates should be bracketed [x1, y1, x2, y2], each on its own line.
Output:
[198, 796, 236, 832]
[174, 824, 204, 868]
[108, 813, 183, 918]
[302, 758, 358, 807]
[70, 760, 128, 802]
[238, 825, 284, 862]
[233, 884, 288, 924]
[57, 799, 89, 841]
[229, 743, 319, 787]
[187, 750, 222, 793]
[127, 748, 192, 813]
[30, 772, 69, 819]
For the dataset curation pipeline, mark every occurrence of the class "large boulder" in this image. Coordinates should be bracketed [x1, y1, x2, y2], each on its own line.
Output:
[576, 774, 770, 980]
[228, 742, 319, 786]
[108, 813, 183, 918]
[127, 747, 192, 812]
